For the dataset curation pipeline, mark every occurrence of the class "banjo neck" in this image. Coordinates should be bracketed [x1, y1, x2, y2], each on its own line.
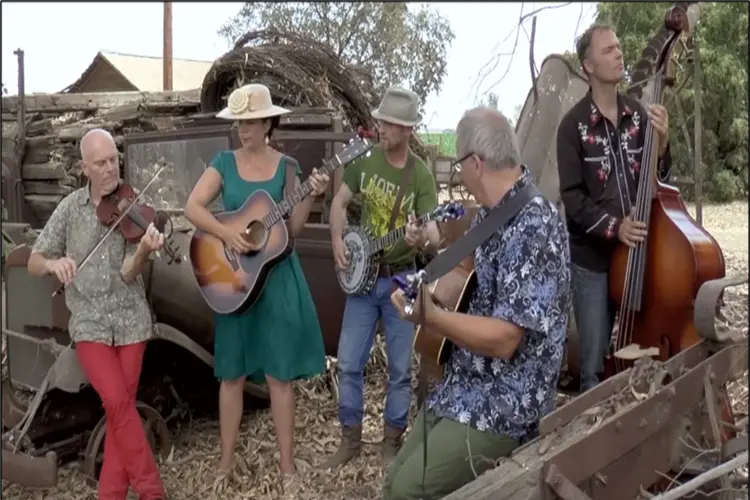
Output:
[370, 212, 432, 254]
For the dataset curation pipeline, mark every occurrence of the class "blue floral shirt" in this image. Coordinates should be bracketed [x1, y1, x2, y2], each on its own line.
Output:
[425, 167, 571, 440]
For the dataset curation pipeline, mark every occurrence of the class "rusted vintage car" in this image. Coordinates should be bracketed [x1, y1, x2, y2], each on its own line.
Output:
[1, 108, 373, 487]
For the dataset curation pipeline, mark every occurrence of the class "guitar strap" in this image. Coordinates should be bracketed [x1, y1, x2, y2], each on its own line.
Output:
[421, 182, 539, 282]
[416, 181, 539, 499]
[281, 156, 299, 228]
[282, 156, 298, 200]
[386, 152, 417, 232]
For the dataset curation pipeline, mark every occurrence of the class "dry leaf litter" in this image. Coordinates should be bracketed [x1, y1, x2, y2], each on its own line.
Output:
[2, 201, 747, 500]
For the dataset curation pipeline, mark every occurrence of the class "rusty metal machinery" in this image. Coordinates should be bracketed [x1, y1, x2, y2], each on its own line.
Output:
[444, 274, 749, 500]
[82, 402, 172, 486]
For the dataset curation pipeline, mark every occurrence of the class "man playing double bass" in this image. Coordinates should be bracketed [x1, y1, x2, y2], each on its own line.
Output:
[27, 129, 167, 499]
[557, 23, 672, 393]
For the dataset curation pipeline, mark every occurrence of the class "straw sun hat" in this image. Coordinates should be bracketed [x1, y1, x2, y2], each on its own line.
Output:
[216, 83, 291, 121]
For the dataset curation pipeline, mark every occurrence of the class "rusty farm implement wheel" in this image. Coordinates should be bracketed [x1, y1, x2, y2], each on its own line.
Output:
[83, 401, 172, 487]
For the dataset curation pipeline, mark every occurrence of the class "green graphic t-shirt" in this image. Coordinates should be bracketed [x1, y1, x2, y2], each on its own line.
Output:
[342, 146, 438, 266]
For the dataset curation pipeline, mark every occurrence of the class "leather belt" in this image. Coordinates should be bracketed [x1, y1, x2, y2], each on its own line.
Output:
[378, 263, 415, 278]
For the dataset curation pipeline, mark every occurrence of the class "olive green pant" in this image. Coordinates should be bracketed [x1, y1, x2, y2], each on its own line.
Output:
[382, 409, 520, 500]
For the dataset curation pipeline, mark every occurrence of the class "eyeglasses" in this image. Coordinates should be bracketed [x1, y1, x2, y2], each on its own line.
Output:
[450, 152, 474, 174]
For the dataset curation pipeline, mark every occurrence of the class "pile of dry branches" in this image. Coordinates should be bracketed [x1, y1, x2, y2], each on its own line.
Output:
[200, 28, 377, 130]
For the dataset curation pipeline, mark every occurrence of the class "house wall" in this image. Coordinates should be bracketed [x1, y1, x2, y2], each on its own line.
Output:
[73, 62, 137, 93]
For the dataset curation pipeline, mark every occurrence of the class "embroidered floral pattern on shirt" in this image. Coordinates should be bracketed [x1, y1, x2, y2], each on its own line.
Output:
[605, 217, 618, 239]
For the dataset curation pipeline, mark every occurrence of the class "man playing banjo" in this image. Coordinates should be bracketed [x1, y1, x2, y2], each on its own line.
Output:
[324, 87, 441, 467]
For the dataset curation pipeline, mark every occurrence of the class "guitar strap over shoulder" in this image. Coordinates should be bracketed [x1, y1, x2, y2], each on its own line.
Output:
[282, 156, 298, 199]
[387, 152, 417, 232]
[281, 156, 299, 224]
[422, 183, 540, 282]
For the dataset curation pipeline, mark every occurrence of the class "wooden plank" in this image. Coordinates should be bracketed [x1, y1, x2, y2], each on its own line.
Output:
[2, 89, 201, 114]
[24, 135, 59, 148]
[22, 163, 66, 180]
[56, 122, 120, 142]
[173, 109, 334, 129]
[24, 194, 63, 213]
[22, 182, 74, 196]
[443, 342, 742, 500]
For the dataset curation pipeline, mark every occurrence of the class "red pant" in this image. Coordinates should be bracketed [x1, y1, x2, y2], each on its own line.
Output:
[76, 341, 165, 500]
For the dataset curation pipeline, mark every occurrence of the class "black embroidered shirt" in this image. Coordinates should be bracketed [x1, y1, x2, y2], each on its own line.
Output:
[557, 90, 672, 272]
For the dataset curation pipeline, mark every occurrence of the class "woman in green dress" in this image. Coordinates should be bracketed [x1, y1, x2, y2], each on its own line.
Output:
[184, 83, 328, 492]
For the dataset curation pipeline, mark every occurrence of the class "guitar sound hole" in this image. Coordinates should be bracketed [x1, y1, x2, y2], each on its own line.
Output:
[244, 220, 268, 252]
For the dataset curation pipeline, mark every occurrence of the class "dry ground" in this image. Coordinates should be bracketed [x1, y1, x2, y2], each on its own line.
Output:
[2, 201, 748, 500]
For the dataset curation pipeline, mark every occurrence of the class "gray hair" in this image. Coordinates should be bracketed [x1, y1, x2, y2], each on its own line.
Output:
[80, 128, 116, 159]
[455, 107, 521, 170]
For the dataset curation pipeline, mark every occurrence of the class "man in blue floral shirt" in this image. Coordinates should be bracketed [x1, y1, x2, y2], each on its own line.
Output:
[384, 107, 571, 500]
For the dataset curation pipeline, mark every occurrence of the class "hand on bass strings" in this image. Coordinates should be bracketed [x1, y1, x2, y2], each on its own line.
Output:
[45, 257, 77, 285]
[221, 226, 253, 255]
[647, 104, 669, 156]
[618, 210, 647, 248]
[309, 168, 331, 197]
[138, 223, 165, 254]
[333, 237, 350, 270]
[403, 212, 425, 248]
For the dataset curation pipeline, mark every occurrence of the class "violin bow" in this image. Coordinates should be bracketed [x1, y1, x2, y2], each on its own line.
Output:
[52, 161, 169, 297]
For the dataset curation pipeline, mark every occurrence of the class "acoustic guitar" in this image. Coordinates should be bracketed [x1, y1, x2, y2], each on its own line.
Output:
[190, 136, 374, 314]
[412, 259, 477, 366]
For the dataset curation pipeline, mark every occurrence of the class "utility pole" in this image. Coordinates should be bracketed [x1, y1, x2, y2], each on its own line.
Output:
[163, 1, 173, 91]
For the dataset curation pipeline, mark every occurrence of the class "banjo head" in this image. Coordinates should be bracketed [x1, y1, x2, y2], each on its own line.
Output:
[337, 226, 378, 295]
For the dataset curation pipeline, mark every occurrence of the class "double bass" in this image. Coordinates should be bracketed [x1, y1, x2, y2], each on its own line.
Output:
[607, 7, 726, 374]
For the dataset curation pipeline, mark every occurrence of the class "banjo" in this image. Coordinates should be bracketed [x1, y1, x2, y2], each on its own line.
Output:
[336, 200, 465, 296]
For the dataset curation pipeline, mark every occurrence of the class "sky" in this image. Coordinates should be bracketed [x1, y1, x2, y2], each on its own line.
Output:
[1, 2, 596, 131]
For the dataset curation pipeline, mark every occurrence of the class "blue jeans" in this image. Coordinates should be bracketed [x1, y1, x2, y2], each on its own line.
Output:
[337, 276, 415, 430]
[571, 264, 616, 393]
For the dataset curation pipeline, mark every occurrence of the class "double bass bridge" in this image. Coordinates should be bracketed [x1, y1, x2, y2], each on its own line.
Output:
[613, 343, 661, 361]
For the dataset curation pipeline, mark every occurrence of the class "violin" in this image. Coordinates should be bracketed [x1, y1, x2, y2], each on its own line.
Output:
[52, 162, 184, 296]
[97, 182, 183, 265]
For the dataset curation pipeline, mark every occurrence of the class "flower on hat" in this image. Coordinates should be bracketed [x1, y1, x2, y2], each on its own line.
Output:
[247, 91, 265, 112]
[227, 87, 250, 115]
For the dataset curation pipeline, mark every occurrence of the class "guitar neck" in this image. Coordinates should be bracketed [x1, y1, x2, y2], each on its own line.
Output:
[265, 159, 340, 226]
[371, 213, 431, 253]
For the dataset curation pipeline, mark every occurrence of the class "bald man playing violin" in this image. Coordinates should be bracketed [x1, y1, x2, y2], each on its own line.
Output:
[27, 129, 167, 500]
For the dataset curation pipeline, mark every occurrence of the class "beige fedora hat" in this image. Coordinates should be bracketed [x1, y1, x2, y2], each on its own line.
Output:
[371, 86, 421, 127]
[216, 83, 291, 120]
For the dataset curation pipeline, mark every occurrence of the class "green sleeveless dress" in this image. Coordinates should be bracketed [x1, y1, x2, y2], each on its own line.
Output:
[210, 150, 326, 383]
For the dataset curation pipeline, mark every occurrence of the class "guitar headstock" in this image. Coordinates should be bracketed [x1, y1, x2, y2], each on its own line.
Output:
[392, 270, 426, 315]
[429, 200, 465, 223]
[336, 134, 375, 167]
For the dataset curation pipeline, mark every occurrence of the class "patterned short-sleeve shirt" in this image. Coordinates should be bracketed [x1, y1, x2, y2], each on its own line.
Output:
[426, 167, 571, 440]
[32, 187, 154, 346]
